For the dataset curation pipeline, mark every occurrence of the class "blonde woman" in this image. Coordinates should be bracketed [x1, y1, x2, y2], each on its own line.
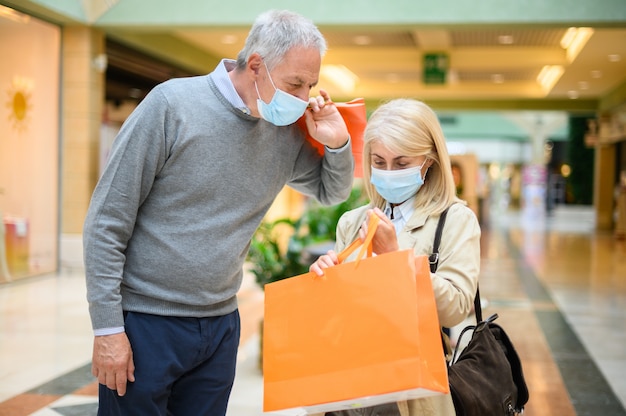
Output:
[310, 98, 481, 416]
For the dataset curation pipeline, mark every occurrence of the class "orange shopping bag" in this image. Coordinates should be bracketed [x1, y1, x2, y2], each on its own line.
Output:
[263, 216, 449, 413]
[297, 98, 366, 178]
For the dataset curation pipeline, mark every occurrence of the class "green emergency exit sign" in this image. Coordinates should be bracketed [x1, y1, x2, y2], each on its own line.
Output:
[423, 53, 449, 84]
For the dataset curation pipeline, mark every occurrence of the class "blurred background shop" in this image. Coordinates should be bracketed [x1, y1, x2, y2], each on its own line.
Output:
[0, 0, 625, 281]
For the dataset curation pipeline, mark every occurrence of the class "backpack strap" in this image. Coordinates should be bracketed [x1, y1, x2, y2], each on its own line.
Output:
[430, 204, 483, 325]
[429, 207, 450, 273]
[431, 206, 452, 359]
[474, 286, 483, 323]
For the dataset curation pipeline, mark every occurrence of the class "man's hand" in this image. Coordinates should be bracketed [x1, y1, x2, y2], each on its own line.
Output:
[92, 332, 135, 396]
[303, 89, 350, 149]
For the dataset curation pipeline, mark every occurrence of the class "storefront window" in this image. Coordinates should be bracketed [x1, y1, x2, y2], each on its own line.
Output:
[0, 8, 60, 281]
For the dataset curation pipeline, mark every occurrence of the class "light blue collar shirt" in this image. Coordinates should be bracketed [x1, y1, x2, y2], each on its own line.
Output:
[212, 59, 249, 114]
[383, 196, 416, 236]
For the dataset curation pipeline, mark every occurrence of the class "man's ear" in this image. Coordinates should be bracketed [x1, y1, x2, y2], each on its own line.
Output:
[248, 53, 262, 76]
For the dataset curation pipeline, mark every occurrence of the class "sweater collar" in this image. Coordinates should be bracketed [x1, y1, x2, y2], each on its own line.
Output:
[211, 59, 248, 113]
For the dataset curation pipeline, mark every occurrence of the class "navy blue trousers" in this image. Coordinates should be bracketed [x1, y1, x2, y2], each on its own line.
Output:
[98, 310, 240, 416]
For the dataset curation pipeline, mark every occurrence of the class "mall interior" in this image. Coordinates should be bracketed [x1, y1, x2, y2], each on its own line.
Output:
[0, 1, 625, 415]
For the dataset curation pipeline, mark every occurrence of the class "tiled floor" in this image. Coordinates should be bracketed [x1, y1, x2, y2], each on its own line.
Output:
[0, 205, 625, 415]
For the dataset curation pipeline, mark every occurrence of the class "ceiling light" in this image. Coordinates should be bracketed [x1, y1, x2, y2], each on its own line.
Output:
[320, 64, 359, 93]
[0, 5, 30, 23]
[608, 54, 621, 62]
[560, 27, 594, 62]
[220, 35, 238, 45]
[591, 70, 602, 79]
[578, 81, 589, 90]
[560, 28, 578, 48]
[353, 35, 372, 46]
[567, 90, 579, 99]
[447, 69, 459, 84]
[537, 65, 564, 92]
[385, 73, 400, 83]
[498, 35, 514, 45]
[491, 74, 504, 83]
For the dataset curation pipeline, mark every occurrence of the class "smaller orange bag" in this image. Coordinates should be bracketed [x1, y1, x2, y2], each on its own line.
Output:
[263, 215, 449, 413]
[297, 98, 366, 178]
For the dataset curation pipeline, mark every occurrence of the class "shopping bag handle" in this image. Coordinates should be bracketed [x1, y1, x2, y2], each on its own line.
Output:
[337, 214, 380, 266]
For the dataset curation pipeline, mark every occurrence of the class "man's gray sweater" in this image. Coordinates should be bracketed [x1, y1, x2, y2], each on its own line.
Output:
[83, 73, 354, 330]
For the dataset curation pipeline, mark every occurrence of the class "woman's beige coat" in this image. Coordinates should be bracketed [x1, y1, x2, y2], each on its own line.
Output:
[320, 201, 481, 416]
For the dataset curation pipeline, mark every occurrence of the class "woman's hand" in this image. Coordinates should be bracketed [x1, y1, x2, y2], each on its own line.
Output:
[359, 208, 399, 255]
[309, 250, 339, 277]
[310, 207, 399, 276]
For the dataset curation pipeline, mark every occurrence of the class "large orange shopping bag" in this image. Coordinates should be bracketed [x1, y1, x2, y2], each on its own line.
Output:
[263, 216, 449, 413]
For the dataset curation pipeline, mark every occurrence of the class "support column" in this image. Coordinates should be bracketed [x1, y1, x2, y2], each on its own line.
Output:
[61, 27, 105, 269]
[593, 143, 616, 231]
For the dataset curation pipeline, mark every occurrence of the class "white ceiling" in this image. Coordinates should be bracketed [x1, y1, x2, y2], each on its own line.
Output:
[171, 26, 626, 110]
[2, 0, 626, 112]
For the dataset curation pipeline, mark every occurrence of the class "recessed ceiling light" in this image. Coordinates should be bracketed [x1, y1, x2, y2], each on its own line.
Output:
[560, 28, 578, 48]
[537, 65, 564, 91]
[498, 35, 514, 45]
[578, 81, 589, 90]
[491, 74, 504, 83]
[221, 35, 238, 45]
[320, 64, 359, 93]
[560, 27, 594, 61]
[608, 54, 621, 62]
[353, 35, 372, 46]
[590, 70, 602, 79]
[447, 70, 459, 84]
[386, 73, 400, 83]
[567, 90, 579, 99]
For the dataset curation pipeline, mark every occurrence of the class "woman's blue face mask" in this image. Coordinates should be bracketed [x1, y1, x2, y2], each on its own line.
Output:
[255, 61, 308, 126]
[370, 160, 428, 204]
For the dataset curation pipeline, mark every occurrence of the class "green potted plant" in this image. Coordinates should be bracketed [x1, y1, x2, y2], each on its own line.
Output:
[247, 186, 366, 289]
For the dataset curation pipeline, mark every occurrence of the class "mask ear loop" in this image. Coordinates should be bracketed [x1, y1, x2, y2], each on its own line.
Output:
[255, 59, 278, 103]
[262, 59, 278, 90]
[421, 158, 430, 180]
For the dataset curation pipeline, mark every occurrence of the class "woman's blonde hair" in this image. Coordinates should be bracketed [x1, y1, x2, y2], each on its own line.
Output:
[362, 98, 461, 216]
